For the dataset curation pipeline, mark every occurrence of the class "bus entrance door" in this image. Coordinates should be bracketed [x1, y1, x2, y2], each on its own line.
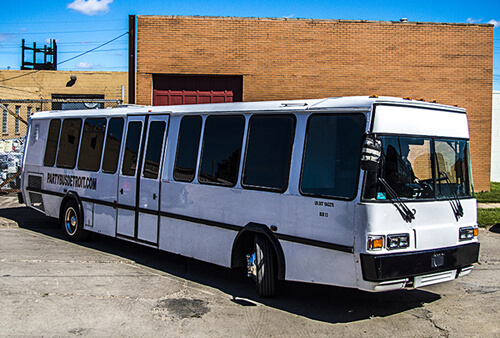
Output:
[117, 116, 146, 239]
[137, 116, 169, 244]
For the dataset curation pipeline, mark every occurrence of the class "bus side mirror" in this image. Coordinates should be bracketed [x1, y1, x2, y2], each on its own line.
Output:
[360, 134, 382, 172]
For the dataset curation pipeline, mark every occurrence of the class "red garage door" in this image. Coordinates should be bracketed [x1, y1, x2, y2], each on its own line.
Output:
[153, 90, 233, 106]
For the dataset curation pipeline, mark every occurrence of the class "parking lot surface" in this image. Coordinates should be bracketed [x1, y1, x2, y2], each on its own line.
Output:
[1, 194, 499, 337]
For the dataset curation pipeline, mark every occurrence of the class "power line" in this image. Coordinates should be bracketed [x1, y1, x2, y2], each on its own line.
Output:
[57, 32, 128, 66]
[0, 32, 128, 80]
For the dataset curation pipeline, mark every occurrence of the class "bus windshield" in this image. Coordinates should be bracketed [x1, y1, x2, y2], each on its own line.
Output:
[363, 136, 473, 201]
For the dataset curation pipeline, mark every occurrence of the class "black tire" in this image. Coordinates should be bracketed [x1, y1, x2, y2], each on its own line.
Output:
[62, 199, 89, 242]
[254, 234, 276, 297]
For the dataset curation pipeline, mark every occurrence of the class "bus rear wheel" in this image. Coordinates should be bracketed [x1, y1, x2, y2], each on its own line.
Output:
[253, 234, 276, 297]
[62, 200, 89, 242]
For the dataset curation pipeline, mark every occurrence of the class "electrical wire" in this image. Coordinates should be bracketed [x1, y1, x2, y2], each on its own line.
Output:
[0, 32, 128, 82]
[57, 32, 128, 66]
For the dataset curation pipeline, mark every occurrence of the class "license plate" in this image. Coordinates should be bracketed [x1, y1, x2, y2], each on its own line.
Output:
[431, 252, 445, 268]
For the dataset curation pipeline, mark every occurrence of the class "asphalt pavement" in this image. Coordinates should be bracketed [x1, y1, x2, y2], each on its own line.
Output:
[1, 194, 499, 337]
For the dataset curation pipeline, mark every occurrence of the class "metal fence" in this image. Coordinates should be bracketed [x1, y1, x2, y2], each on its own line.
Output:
[0, 98, 122, 193]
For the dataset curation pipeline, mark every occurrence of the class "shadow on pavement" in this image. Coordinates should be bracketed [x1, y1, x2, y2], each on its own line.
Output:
[489, 223, 500, 234]
[0, 203, 441, 324]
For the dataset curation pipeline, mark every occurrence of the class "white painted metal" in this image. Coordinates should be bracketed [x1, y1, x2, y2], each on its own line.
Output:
[372, 105, 469, 138]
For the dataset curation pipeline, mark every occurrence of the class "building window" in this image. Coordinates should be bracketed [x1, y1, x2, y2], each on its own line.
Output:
[199, 115, 245, 187]
[27, 106, 32, 120]
[2, 105, 8, 134]
[173, 116, 202, 182]
[300, 114, 366, 199]
[242, 115, 296, 192]
[15, 105, 20, 134]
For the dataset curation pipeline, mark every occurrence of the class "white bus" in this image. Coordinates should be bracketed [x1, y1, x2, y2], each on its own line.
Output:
[20, 96, 480, 297]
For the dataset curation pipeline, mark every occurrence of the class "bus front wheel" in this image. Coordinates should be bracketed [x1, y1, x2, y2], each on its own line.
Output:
[62, 200, 89, 242]
[253, 234, 276, 297]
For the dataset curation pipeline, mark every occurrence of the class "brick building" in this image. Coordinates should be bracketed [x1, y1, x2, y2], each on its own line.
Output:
[0, 70, 127, 140]
[135, 16, 493, 190]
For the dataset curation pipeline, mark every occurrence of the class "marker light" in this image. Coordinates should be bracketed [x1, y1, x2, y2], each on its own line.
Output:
[459, 227, 478, 241]
[367, 236, 384, 250]
[387, 234, 409, 250]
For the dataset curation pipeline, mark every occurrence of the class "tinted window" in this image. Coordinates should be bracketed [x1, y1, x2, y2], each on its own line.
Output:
[56, 119, 82, 168]
[102, 118, 124, 174]
[143, 121, 166, 179]
[44, 119, 61, 167]
[77, 118, 106, 171]
[301, 114, 365, 199]
[173, 116, 202, 182]
[199, 115, 245, 186]
[122, 121, 143, 176]
[243, 115, 295, 191]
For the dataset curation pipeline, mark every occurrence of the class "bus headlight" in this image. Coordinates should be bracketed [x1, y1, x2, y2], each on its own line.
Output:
[367, 235, 384, 250]
[459, 227, 478, 241]
[387, 234, 409, 250]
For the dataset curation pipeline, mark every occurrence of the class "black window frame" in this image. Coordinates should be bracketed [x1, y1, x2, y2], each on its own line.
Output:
[142, 120, 167, 180]
[198, 114, 245, 187]
[121, 121, 143, 177]
[299, 113, 366, 201]
[102, 117, 125, 174]
[56, 118, 83, 169]
[173, 116, 203, 183]
[43, 119, 61, 167]
[77, 117, 107, 172]
[241, 114, 296, 193]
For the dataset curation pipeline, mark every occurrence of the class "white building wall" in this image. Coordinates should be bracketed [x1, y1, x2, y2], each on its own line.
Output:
[491, 91, 500, 182]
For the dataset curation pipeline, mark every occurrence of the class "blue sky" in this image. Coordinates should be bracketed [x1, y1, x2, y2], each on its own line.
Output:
[0, 0, 499, 89]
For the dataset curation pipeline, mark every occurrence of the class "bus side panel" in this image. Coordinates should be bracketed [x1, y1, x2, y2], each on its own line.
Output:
[90, 172, 121, 237]
[93, 204, 117, 237]
[280, 241, 357, 287]
[24, 119, 48, 167]
[22, 119, 50, 212]
[158, 217, 236, 267]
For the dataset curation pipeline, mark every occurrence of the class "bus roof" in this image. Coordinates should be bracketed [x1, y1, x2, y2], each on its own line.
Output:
[29, 96, 466, 119]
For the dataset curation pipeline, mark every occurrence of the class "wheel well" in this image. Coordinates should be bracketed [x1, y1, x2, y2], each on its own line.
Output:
[231, 223, 285, 280]
[59, 193, 82, 223]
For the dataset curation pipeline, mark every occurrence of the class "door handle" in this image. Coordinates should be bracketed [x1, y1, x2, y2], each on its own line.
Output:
[153, 193, 157, 200]
[120, 188, 124, 194]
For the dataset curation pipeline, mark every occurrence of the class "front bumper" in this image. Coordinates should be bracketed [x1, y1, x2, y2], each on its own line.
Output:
[360, 242, 480, 282]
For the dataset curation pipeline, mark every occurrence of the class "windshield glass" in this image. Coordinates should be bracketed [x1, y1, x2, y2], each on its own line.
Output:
[363, 136, 473, 201]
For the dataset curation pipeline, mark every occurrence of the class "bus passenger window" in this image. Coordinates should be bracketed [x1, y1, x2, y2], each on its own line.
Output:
[102, 118, 124, 174]
[122, 121, 142, 176]
[243, 115, 295, 191]
[77, 118, 106, 172]
[143, 121, 166, 179]
[43, 119, 61, 167]
[199, 115, 245, 187]
[301, 114, 365, 199]
[56, 118, 82, 169]
[173, 116, 202, 182]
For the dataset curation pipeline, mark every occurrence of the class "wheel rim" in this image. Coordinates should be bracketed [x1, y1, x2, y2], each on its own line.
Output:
[64, 207, 78, 236]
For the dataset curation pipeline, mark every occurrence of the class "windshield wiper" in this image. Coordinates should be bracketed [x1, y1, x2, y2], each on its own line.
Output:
[378, 177, 415, 223]
[438, 171, 464, 221]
